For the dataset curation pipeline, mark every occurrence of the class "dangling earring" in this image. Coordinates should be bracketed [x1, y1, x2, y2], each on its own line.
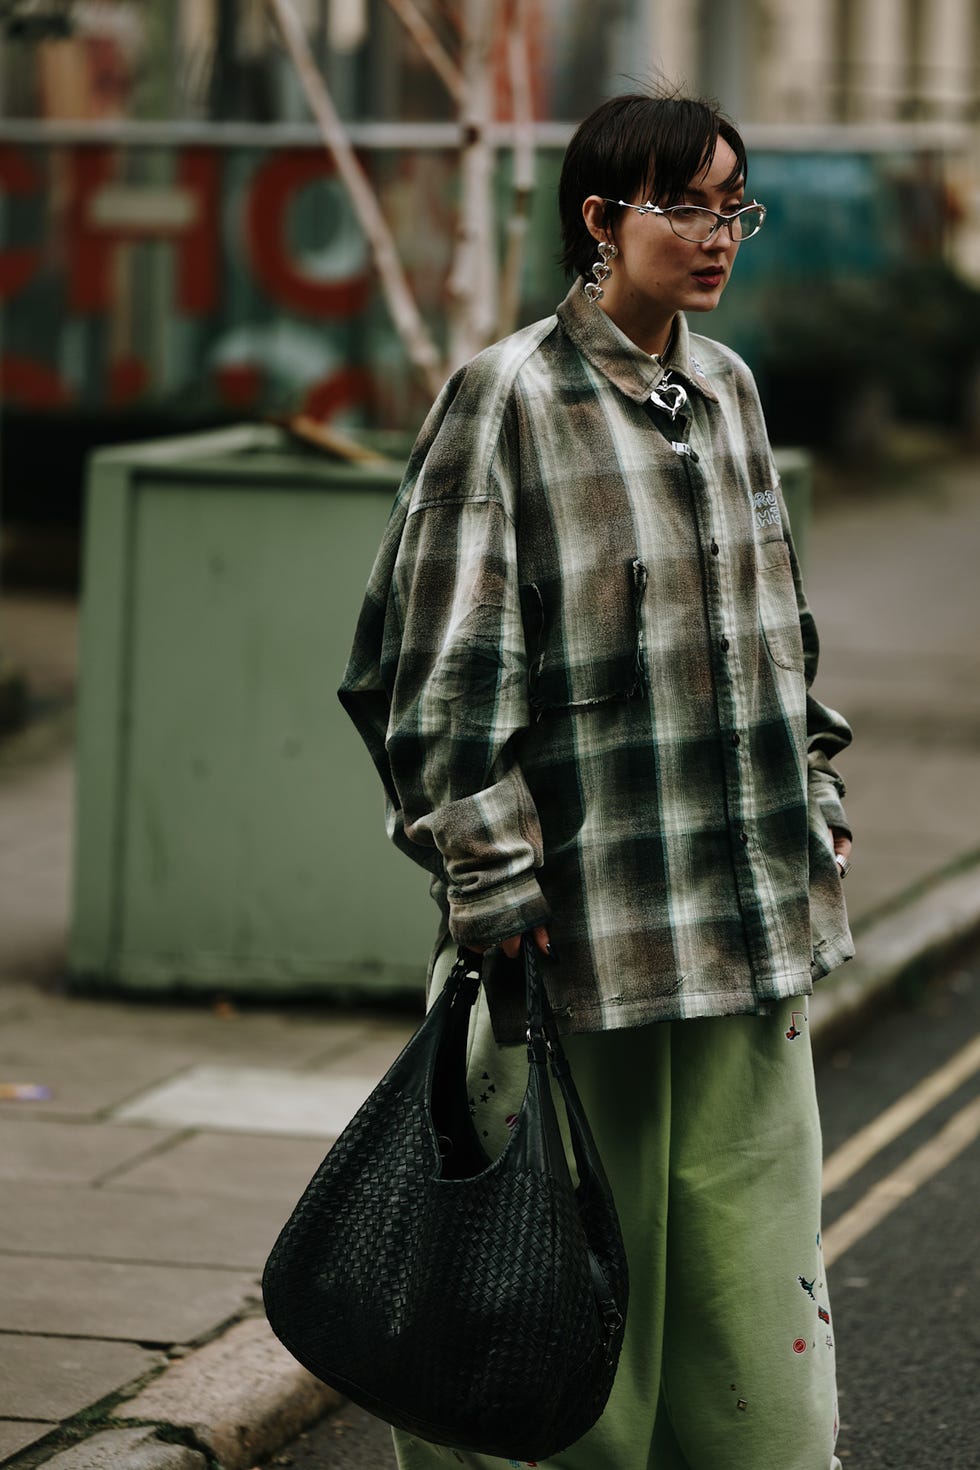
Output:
[584, 239, 618, 302]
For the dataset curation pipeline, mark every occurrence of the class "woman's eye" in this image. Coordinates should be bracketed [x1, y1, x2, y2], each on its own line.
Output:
[673, 207, 701, 221]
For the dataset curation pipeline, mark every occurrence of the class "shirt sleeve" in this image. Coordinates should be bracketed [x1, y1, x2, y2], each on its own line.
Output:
[339, 373, 550, 950]
[777, 482, 854, 840]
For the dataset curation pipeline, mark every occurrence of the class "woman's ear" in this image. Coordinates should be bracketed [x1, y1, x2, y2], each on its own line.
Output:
[582, 195, 611, 244]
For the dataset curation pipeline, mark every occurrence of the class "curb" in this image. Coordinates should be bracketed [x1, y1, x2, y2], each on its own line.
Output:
[810, 853, 980, 1055]
[14, 856, 980, 1470]
[111, 1318, 342, 1470]
[0, 1322, 342, 1470]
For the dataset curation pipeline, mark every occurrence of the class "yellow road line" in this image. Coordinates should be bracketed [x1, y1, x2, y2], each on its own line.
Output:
[823, 1030, 980, 1195]
[823, 1093, 980, 1267]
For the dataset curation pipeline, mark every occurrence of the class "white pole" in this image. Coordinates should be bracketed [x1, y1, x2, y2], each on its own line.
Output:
[266, 0, 445, 397]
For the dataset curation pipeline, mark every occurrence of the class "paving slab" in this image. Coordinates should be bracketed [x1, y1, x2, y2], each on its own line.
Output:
[0, 1258, 258, 1344]
[0, 1183, 288, 1270]
[304, 1027, 413, 1079]
[806, 466, 980, 928]
[0, 1334, 160, 1419]
[105, 1130, 330, 1200]
[0, 1024, 195, 1118]
[0, 1421, 57, 1462]
[821, 743, 980, 922]
[0, 987, 29, 1022]
[0, 993, 366, 1069]
[149, 1011, 382, 1068]
[39, 1429, 207, 1470]
[116, 1318, 340, 1470]
[0, 751, 72, 983]
[109, 1065, 379, 1138]
[0, 592, 78, 708]
[0, 1121, 176, 1186]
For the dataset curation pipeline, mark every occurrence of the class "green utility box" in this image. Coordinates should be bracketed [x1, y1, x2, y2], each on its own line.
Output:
[774, 447, 811, 575]
[71, 423, 433, 999]
[71, 425, 810, 1000]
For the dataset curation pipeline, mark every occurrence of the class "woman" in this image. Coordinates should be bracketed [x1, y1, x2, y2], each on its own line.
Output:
[340, 92, 852, 1470]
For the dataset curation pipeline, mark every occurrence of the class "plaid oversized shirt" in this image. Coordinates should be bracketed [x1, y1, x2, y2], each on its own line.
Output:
[339, 281, 854, 1041]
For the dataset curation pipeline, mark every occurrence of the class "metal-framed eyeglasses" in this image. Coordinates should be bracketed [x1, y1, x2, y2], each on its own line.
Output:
[601, 199, 767, 243]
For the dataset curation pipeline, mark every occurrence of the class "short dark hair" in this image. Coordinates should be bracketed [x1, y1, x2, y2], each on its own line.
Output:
[558, 92, 748, 280]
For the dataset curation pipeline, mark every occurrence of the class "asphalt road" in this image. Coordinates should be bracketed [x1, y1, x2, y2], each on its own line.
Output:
[265, 946, 980, 1470]
[818, 945, 980, 1468]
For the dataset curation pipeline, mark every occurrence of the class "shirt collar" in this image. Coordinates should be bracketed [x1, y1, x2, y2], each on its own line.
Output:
[556, 279, 719, 405]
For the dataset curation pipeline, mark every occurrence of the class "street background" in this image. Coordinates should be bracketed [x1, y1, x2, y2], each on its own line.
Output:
[1, 2, 980, 1468]
[2, 446, 978, 1469]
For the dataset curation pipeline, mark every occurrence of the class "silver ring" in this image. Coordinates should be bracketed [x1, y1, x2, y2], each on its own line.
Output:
[835, 854, 851, 879]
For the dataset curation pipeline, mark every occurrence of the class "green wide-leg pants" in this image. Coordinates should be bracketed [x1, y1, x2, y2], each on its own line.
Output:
[393, 947, 841, 1470]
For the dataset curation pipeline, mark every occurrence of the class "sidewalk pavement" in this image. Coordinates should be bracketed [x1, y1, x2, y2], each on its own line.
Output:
[1, 449, 979, 1470]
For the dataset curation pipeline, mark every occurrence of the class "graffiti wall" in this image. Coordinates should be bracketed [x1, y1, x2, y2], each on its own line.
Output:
[0, 140, 466, 428]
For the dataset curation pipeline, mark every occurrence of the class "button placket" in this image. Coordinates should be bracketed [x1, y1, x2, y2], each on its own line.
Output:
[683, 431, 758, 912]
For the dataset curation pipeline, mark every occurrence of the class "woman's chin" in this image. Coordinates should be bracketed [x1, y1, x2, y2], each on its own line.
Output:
[685, 293, 725, 314]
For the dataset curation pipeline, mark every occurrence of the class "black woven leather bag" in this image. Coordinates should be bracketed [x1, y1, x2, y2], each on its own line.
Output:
[262, 940, 629, 1461]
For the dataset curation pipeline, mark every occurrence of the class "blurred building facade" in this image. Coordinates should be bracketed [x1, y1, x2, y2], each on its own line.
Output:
[659, 0, 978, 130]
[6, 2, 974, 131]
[0, 0, 977, 524]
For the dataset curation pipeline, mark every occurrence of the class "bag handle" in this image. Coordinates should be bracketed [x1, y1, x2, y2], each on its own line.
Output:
[521, 938, 624, 1352]
[449, 936, 610, 1201]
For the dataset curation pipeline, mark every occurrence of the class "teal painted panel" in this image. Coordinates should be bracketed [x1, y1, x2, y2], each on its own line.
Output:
[119, 479, 433, 988]
[73, 427, 435, 998]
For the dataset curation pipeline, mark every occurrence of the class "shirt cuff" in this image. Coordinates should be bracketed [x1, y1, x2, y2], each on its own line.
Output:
[809, 772, 851, 841]
[447, 869, 551, 951]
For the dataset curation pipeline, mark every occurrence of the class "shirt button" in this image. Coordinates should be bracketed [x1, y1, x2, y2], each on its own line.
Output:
[720, 637, 730, 652]
[710, 541, 720, 556]
[731, 732, 741, 747]
[739, 829, 749, 845]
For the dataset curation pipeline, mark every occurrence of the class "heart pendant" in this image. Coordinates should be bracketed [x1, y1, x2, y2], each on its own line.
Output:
[650, 382, 688, 421]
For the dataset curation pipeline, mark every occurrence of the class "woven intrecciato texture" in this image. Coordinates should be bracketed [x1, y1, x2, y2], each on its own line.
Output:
[262, 948, 629, 1461]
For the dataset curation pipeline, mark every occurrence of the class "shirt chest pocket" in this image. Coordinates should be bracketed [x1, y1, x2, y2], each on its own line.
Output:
[520, 559, 648, 713]
[756, 539, 805, 673]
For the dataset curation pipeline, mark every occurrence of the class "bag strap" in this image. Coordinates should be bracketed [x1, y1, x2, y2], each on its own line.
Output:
[522, 938, 624, 1352]
[451, 938, 617, 1218]
[446, 946, 483, 1006]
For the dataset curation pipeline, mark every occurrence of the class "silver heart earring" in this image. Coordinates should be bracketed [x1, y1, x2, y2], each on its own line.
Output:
[584, 239, 618, 302]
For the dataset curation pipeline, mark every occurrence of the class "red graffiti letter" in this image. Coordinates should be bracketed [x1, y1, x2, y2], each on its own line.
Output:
[66, 146, 219, 314]
[0, 354, 71, 408]
[0, 146, 41, 300]
[245, 150, 370, 318]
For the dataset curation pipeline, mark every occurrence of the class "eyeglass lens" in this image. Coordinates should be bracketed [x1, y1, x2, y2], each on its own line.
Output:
[668, 206, 765, 242]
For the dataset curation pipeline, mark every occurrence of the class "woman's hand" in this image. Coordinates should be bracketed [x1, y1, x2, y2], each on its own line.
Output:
[467, 924, 552, 960]
[830, 827, 852, 877]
